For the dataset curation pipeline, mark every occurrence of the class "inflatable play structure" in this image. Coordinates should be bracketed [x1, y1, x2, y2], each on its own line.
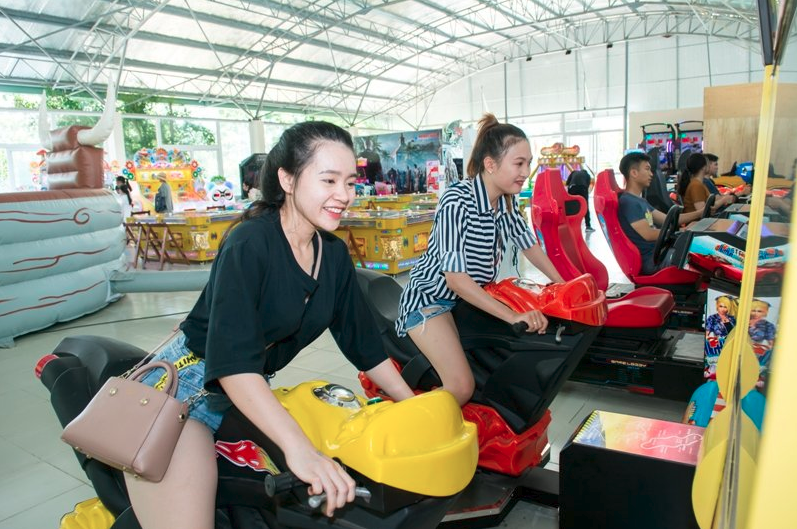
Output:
[0, 80, 208, 347]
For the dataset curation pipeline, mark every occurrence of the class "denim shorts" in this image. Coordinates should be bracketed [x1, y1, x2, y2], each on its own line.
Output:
[138, 332, 231, 433]
[403, 299, 457, 334]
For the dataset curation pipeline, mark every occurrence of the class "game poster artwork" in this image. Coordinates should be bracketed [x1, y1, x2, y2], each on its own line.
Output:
[354, 129, 443, 194]
[704, 287, 780, 390]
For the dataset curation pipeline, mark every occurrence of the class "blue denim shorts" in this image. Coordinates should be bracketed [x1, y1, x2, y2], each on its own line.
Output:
[138, 332, 231, 433]
[403, 299, 457, 334]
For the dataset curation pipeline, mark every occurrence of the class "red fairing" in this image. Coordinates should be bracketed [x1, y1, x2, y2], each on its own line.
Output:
[358, 373, 550, 476]
[462, 404, 550, 476]
[484, 274, 607, 327]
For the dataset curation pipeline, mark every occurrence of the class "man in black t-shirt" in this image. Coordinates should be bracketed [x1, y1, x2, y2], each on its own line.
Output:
[566, 169, 593, 232]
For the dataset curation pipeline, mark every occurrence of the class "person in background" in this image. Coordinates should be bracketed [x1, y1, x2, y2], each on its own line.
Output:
[125, 121, 415, 529]
[767, 185, 793, 216]
[566, 169, 594, 232]
[114, 175, 133, 219]
[154, 173, 174, 214]
[395, 113, 565, 407]
[677, 153, 735, 214]
[242, 178, 262, 201]
[703, 153, 720, 194]
[617, 152, 703, 275]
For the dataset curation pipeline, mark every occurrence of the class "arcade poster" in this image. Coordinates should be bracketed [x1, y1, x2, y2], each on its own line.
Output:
[354, 129, 442, 194]
[573, 410, 704, 465]
[704, 287, 781, 389]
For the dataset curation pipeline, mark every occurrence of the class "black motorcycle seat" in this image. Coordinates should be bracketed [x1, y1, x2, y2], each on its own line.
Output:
[355, 268, 402, 329]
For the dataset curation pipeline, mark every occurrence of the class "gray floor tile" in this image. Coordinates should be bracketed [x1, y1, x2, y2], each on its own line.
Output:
[0, 462, 85, 520]
[0, 484, 96, 529]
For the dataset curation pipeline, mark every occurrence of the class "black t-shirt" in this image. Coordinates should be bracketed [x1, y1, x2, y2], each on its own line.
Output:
[180, 209, 387, 390]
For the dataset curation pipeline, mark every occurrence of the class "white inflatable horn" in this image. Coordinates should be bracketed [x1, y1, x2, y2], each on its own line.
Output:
[38, 91, 53, 151]
[77, 78, 117, 147]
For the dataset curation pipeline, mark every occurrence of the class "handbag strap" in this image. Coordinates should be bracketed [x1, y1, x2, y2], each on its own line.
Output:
[122, 329, 182, 378]
[311, 231, 323, 280]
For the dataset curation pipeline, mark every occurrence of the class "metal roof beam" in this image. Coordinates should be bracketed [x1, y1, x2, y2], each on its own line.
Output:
[0, 7, 414, 87]
[1, 44, 392, 102]
[107, 0, 450, 70]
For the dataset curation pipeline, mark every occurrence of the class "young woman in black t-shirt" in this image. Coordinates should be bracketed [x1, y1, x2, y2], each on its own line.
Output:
[126, 122, 415, 528]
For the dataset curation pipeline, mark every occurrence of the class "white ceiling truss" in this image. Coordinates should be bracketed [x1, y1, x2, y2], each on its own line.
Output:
[0, 1, 780, 124]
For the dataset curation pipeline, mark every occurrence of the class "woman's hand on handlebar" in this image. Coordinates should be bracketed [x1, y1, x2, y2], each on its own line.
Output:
[511, 310, 548, 334]
[284, 442, 356, 517]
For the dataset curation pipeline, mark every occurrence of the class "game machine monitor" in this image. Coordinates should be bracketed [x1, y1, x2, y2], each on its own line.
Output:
[239, 153, 268, 200]
[676, 120, 704, 155]
[641, 123, 676, 176]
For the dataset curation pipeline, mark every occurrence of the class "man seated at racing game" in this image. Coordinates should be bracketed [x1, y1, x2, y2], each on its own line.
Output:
[618, 152, 704, 275]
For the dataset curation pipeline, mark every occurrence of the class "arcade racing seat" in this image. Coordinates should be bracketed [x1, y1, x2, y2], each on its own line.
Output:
[531, 168, 674, 329]
[592, 169, 703, 291]
[593, 168, 706, 331]
[645, 147, 677, 214]
[531, 169, 703, 398]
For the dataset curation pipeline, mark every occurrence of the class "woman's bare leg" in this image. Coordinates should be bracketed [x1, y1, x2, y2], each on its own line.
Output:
[407, 312, 473, 406]
[124, 419, 217, 529]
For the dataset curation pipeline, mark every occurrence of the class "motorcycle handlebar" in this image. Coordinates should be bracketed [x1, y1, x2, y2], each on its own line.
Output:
[510, 321, 529, 336]
[264, 471, 306, 497]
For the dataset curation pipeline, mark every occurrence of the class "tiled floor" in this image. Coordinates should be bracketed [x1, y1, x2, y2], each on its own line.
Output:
[0, 212, 693, 528]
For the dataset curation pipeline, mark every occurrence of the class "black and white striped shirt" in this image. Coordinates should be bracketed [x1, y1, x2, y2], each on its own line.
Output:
[396, 174, 536, 336]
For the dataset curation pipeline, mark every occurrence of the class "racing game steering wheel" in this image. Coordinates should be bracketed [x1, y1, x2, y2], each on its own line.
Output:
[702, 194, 716, 219]
[653, 205, 682, 265]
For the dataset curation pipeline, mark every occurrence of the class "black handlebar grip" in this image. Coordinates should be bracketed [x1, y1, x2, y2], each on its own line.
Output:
[510, 321, 529, 336]
[264, 472, 306, 497]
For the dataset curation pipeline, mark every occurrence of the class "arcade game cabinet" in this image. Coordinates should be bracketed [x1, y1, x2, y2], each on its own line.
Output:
[641, 123, 677, 177]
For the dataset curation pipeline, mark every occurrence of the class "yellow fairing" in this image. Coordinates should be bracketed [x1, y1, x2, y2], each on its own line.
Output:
[59, 498, 114, 529]
[273, 382, 478, 497]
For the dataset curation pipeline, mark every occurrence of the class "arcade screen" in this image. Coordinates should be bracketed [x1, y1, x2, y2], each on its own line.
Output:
[644, 132, 674, 169]
[679, 130, 704, 154]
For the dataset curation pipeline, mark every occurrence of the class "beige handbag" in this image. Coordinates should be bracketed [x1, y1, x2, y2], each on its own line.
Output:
[61, 360, 189, 482]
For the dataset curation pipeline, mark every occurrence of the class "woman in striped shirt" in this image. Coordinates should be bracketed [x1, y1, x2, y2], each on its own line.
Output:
[396, 114, 564, 406]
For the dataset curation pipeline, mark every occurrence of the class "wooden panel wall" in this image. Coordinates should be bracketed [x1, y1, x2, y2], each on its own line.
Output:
[704, 83, 797, 178]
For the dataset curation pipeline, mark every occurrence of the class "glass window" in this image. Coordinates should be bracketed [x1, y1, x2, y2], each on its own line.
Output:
[0, 149, 9, 192]
[219, 121, 252, 194]
[160, 118, 217, 146]
[0, 111, 38, 144]
[123, 117, 157, 159]
[9, 149, 43, 191]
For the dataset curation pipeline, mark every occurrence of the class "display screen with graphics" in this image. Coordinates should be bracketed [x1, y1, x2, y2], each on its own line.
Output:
[573, 410, 704, 465]
[353, 129, 442, 194]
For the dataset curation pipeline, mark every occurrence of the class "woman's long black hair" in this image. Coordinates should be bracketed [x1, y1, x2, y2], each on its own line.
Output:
[677, 153, 709, 197]
[221, 121, 354, 243]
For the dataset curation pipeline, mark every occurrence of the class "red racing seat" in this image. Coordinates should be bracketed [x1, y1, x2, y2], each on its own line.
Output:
[531, 169, 674, 328]
[592, 168, 702, 288]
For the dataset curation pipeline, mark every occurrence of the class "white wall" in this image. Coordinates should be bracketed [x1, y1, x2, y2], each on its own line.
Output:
[415, 35, 796, 130]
